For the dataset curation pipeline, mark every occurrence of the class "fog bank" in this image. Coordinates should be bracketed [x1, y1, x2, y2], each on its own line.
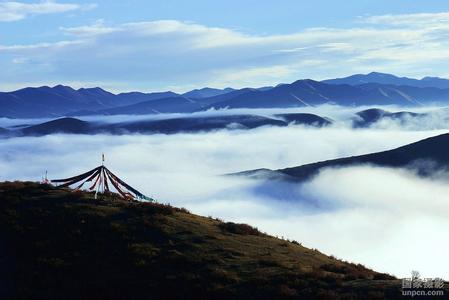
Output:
[0, 124, 448, 278]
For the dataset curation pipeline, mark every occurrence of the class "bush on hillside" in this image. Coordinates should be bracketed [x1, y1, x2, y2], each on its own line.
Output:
[218, 222, 261, 236]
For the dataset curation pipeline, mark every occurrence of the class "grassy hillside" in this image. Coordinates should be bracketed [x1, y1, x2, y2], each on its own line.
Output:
[0, 182, 403, 299]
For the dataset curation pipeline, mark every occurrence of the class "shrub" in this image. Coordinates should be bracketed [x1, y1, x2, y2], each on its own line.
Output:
[178, 207, 190, 214]
[373, 273, 395, 280]
[320, 264, 347, 274]
[132, 201, 175, 215]
[218, 222, 261, 236]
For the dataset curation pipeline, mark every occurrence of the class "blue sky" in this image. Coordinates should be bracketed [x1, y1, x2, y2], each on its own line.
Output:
[2, 0, 449, 92]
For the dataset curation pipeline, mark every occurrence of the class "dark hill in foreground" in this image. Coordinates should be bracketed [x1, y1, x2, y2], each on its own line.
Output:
[237, 133, 449, 182]
[0, 182, 404, 299]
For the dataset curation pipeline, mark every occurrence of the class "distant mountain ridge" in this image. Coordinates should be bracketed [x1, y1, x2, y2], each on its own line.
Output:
[0, 85, 177, 118]
[323, 72, 449, 89]
[10, 113, 332, 137]
[3, 72, 449, 118]
[0, 108, 429, 137]
[84, 79, 449, 116]
[182, 87, 235, 99]
[201, 79, 438, 109]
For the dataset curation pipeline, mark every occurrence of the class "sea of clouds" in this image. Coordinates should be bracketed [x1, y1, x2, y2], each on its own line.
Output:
[1, 105, 449, 279]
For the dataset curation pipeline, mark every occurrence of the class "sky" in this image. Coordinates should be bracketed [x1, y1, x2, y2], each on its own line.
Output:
[2, 0, 449, 92]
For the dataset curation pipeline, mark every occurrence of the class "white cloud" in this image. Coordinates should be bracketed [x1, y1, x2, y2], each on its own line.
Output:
[291, 165, 449, 278]
[0, 1, 96, 22]
[3, 12, 449, 91]
[60, 19, 117, 37]
[0, 40, 82, 51]
[362, 12, 449, 27]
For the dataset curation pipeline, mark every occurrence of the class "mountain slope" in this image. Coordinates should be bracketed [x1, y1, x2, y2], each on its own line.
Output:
[238, 133, 449, 182]
[0, 87, 182, 118]
[0, 86, 120, 118]
[0, 182, 402, 299]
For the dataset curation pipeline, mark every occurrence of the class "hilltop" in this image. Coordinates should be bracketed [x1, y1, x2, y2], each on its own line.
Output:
[0, 182, 402, 299]
[237, 132, 449, 182]
[323, 72, 449, 89]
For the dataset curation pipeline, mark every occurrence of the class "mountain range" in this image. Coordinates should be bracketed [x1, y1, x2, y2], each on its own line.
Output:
[3, 72, 449, 118]
[236, 132, 449, 182]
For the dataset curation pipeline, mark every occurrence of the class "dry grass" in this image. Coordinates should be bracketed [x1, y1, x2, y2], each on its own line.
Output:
[0, 181, 407, 299]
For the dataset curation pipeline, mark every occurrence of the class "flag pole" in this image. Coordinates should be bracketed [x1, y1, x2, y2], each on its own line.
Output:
[101, 153, 105, 194]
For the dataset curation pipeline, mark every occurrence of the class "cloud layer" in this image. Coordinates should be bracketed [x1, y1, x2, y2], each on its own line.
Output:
[1, 117, 448, 278]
